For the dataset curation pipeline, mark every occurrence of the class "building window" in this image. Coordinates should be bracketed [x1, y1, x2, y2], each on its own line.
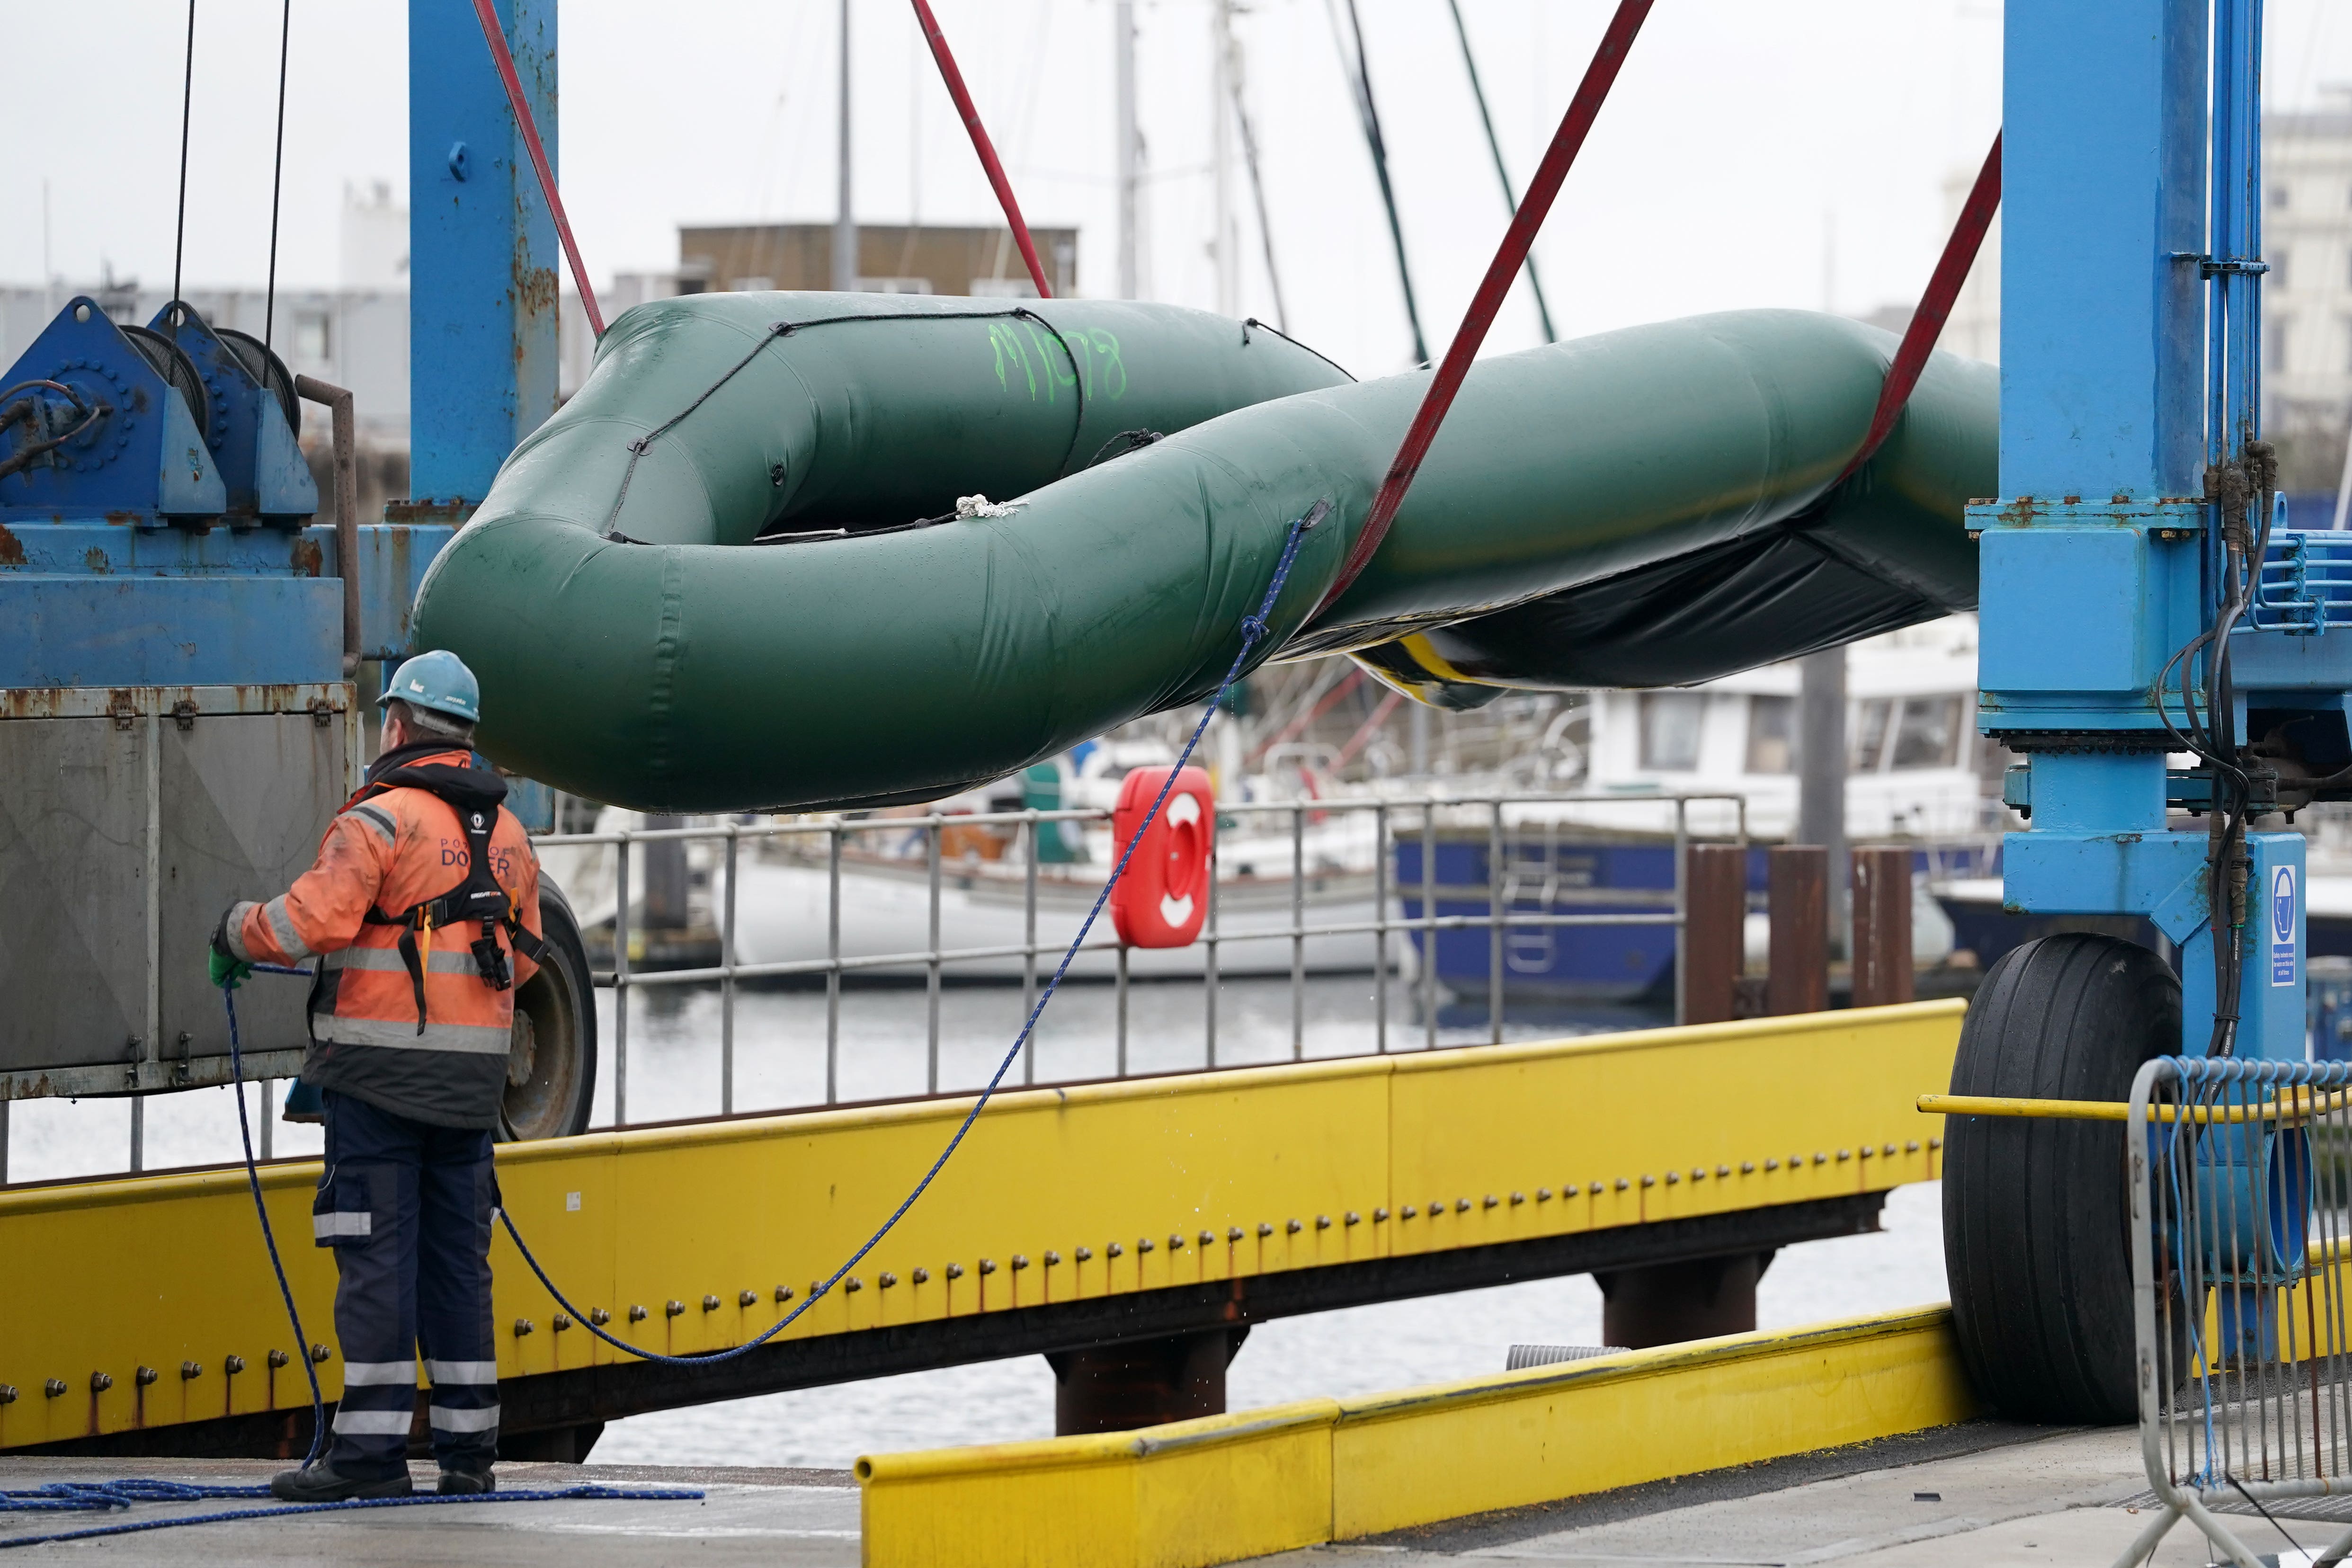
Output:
[1638, 692, 1706, 772]
[1889, 696, 1965, 769]
[2272, 320, 2291, 374]
[1852, 698, 1892, 771]
[1745, 695, 1794, 774]
[293, 310, 330, 364]
[2272, 246, 2288, 290]
[2272, 183, 2291, 210]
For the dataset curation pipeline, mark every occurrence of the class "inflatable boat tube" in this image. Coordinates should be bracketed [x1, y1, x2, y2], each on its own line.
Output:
[411, 294, 1993, 812]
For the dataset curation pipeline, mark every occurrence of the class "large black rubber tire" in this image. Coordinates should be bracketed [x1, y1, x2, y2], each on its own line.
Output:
[1943, 932, 2179, 1423]
[500, 879, 598, 1141]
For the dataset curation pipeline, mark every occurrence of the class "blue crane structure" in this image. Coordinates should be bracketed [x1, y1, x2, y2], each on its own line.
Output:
[1943, 0, 2343, 1423]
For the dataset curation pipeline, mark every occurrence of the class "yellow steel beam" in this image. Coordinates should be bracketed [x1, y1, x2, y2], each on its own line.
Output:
[1920, 1088, 2352, 1124]
[855, 1304, 1980, 1568]
[0, 1001, 1960, 1450]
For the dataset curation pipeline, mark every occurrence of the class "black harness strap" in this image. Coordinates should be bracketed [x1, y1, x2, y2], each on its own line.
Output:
[346, 749, 547, 1035]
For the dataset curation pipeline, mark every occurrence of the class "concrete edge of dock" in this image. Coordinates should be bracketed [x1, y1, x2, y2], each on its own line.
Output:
[852, 1301, 1980, 1568]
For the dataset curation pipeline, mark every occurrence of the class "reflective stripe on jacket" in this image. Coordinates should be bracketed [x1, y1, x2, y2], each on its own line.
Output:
[227, 747, 542, 1128]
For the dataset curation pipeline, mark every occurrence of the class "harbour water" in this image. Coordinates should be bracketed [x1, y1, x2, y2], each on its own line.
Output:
[6, 976, 1947, 1470]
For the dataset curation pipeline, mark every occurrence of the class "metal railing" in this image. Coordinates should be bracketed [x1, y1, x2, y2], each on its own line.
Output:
[539, 791, 1749, 1128]
[2247, 528, 2352, 636]
[2119, 1055, 2352, 1568]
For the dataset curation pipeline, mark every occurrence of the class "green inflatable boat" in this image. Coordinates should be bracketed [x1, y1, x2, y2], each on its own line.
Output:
[411, 294, 1993, 812]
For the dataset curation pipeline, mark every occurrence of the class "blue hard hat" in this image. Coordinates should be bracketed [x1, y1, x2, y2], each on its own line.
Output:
[378, 649, 482, 724]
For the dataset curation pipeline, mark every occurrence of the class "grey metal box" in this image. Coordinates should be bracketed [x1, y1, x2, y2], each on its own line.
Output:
[0, 685, 356, 1098]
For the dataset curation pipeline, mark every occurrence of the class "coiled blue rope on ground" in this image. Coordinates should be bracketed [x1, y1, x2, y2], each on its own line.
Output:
[0, 1484, 705, 1549]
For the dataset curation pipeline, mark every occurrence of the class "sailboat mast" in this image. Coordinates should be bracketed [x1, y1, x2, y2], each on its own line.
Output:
[1116, 0, 1139, 299]
[833, 0, 857, 291]
[1211, 0, 1238, 316]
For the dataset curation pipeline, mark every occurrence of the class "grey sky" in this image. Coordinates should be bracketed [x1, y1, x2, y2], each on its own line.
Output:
[4, 1, 2348, 376]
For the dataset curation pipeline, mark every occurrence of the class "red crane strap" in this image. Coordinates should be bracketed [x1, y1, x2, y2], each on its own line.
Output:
[909, 0, 1054, 299]
[1309, 0, 1655, 622]
[469, 0, 606, 339]
[1830, 131, 2002, 488]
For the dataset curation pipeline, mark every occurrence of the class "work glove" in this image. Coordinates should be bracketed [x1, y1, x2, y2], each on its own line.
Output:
[209, 910, 252, 990]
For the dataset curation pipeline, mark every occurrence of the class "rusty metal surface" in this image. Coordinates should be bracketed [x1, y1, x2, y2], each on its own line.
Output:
[1682, 845, 1746, 1026]
[0, 691, 347, 1094]
[1850, 846, 1916, 1009]
[1765, 847, 1828, 1016]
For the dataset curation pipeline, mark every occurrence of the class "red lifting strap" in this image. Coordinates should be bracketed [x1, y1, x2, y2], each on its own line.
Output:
[1831, 131, 2002, 488]
[470, 0, 606, 339]
[909, 0, 1054, 299]
[1310, 0, 1655, 621]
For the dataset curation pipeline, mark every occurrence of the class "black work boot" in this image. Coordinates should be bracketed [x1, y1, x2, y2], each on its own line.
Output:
[269, 1461, 414, 1501]
[437, 1466, 495, 1495]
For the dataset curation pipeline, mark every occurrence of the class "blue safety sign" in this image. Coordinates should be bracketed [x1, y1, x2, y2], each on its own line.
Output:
[2272, 864, 2298, 987]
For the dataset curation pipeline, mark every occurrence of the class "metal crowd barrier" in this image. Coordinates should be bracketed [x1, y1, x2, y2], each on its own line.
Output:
[2119, 1055, 2352, 1568]
[538, 792, 1749, 1128]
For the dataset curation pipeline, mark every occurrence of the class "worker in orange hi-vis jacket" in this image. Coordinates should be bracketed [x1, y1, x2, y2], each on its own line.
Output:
[211, 649, 543, 1503]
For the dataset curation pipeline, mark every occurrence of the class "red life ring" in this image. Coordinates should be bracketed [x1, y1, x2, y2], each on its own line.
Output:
[1108, 765, 1215, 948]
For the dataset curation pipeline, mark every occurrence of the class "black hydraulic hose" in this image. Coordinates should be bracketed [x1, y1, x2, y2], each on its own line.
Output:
[1326, 0, 1429, 365]
[2176, 443, 2276, 1057]
[0, 385, 100, 484]
[1444, 0, 1557, 344]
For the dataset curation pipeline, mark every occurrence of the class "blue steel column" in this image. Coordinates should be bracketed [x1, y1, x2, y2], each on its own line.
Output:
[409, 0, 561, 508]
[1987, 0, 2305, 1060]
[1983, 0, 2212, 1042]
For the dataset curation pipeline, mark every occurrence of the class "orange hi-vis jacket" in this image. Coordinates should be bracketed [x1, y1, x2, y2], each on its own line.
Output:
[226, 744, 543, 1129]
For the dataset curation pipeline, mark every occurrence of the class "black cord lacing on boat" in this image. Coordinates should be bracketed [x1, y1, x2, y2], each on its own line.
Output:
[600, 307, 1091, 541]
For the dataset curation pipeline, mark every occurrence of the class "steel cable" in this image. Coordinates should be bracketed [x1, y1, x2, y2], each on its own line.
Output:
[263, 0, 292, 354]
[171, 0, 196, 308]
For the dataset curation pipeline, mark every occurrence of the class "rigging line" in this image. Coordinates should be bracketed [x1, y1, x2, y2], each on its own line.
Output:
[1829, 132, 2002, 488]
[1444, 0, 1556, 345]
[1327, 0, 1428, 365]
[909, 0, 1054, 298]
[263, 0, 292, 353]
[467, 0, 605, 338]
[172, 0, 196, 307]
[1308, 0, 1654, 623]
[1226, 50, 1290, 331]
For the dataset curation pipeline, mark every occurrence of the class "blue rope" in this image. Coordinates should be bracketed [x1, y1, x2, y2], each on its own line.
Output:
[223, 964, 331, 1469]
[1, 1479, 271, 1512]
[7, 500, 1326, 1550]
[3, 917, 720, 1552]
[499, 498, 1330, 1366]
[0, 1485, 704, 1550]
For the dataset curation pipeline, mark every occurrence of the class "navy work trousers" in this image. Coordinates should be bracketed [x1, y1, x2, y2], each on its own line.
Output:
[312, 1090, 499, 1478]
